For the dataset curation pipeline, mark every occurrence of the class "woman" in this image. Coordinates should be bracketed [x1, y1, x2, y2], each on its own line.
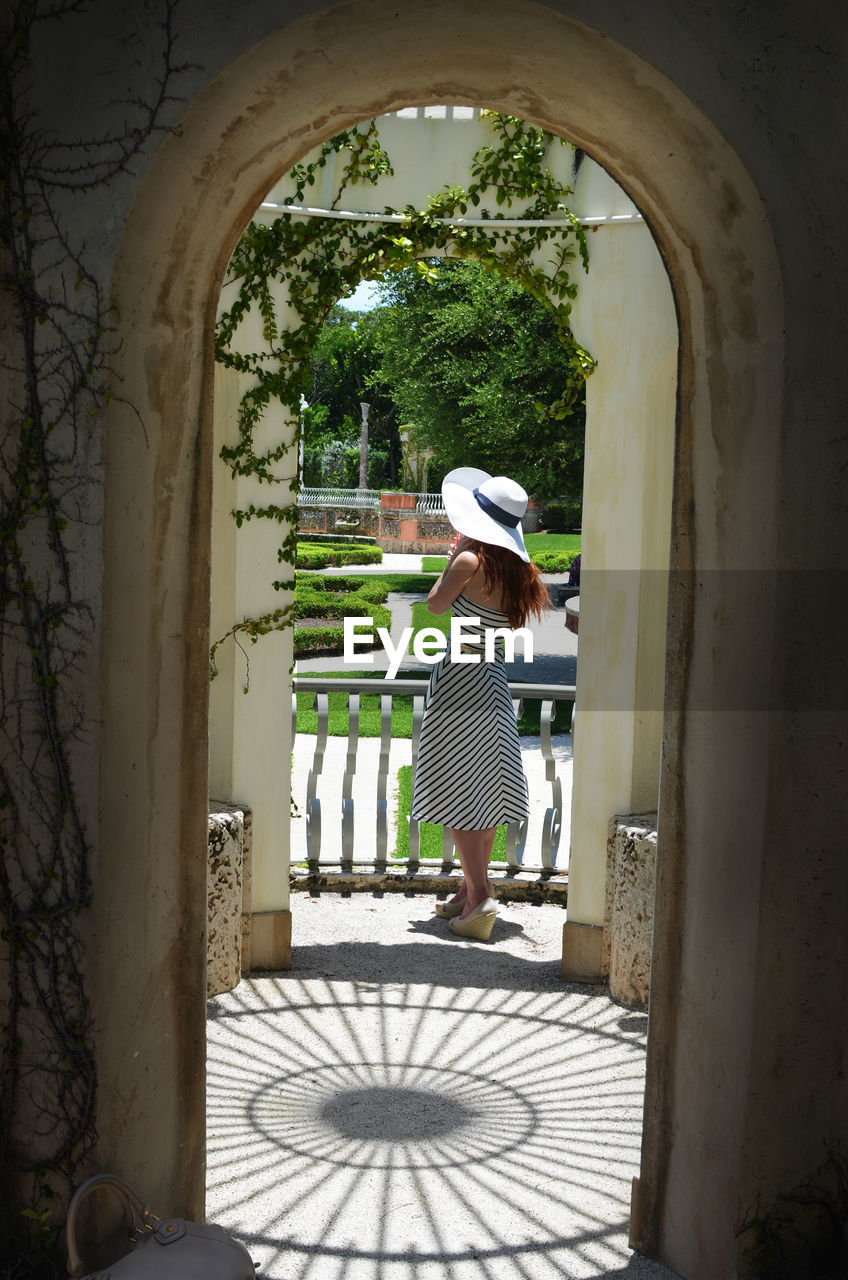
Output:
[411, 467, 548, 940]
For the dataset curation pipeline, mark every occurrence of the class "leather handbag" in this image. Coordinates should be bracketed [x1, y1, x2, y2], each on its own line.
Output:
[65, 1173, 256, 1279]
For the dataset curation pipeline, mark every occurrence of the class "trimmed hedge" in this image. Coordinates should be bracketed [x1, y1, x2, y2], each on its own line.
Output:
[294, 574, 391, 655]
[294, 574, 389, 618]
[531, 549, 579, 573]
[296, 542, 384, 569]
[423, 550, 578, 573]
[297, 532, 378, 545]
[543, 500, 582, 532]
[294, 621, 390, 655]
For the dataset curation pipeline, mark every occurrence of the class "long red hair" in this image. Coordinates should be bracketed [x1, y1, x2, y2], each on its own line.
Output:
[470, 540, 549, 629]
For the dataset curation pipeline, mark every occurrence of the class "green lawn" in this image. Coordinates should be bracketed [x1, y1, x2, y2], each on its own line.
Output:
[410, 600, 450, 642]
[358, 572, 437, 592]
[525, 532, 581, 555]
[294, 670, 419, 736]
[393, 764, 507, 861]
[422, 533, 580, 577]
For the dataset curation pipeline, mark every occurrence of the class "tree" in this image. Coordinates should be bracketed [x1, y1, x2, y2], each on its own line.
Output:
[304, 306, 401, 484]
[372, 259, 585, 500]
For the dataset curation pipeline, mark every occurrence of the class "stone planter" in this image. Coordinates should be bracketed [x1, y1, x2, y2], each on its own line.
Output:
[521, 499, 543, 534]
[602, 812, 657, 1008]
[207, 801, 252, 995]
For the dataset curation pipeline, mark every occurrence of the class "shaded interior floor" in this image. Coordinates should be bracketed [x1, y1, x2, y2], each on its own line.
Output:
[207, 893, 680, 1280]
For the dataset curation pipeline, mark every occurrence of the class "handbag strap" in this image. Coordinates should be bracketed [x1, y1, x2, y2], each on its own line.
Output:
[66, 1174, 159, 1278]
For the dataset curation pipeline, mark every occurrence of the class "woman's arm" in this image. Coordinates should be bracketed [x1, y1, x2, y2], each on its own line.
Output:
[427, 537, 479, 614]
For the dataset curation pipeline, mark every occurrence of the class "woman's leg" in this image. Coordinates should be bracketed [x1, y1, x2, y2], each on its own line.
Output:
[450, 826, 497, 917]
[443, 881, 467, 908]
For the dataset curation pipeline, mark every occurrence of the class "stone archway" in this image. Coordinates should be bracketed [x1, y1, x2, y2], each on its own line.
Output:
[98, 4, 783, 1276]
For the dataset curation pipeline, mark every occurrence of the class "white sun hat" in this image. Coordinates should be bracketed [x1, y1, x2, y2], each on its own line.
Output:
[441, 466, 530, 562]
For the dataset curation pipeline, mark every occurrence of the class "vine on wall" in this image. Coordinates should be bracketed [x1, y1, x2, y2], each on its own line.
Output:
[212, 112, 595, 671]
[0, 49, 593, 1255]
[0, 0, 188, 1256]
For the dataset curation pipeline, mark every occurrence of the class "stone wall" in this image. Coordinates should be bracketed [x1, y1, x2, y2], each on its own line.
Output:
[602, 813, 657, 1008]
[300, 497, 453, 553]
[207, 802, 253, 996]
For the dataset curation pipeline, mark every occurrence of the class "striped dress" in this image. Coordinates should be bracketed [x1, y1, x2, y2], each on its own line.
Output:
[410, 593, 529, 830]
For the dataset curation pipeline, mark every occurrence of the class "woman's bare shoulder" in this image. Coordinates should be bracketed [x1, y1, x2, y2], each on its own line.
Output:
[427, 547, 480, 614]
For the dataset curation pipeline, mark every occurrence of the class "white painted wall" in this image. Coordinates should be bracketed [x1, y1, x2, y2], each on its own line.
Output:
[264, 106, 640, 227]
[210, 298, 295, 919]
[569, 216, 677, 926]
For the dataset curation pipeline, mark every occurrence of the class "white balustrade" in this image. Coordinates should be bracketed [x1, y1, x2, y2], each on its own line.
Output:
[297, 487, 446, 514]
[297, 487, 381, 509]
[415, 492, 447, 515]
[292, 676, 573, 878]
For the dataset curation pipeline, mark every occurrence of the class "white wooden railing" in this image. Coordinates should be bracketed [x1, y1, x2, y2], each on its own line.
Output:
[297, 487, 446, 514]
[298, 487, 381, 509]
[415, 492, 446, 515]
[292, 676, 573, 878]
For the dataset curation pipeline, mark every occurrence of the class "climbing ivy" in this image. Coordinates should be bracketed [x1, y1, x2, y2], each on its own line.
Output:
[0, 0, 189, 1259]
[214, 112, 595, 667]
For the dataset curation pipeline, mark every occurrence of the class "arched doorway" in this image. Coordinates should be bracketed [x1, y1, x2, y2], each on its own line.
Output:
[208, 108, 678, 987]
[97, 5, 783, 1276]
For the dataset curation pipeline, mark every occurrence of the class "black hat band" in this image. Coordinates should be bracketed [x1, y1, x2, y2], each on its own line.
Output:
[473, 487, 521, 529]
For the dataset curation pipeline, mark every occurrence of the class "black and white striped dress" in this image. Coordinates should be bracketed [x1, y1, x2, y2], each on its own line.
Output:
[410, 593, 529, 830]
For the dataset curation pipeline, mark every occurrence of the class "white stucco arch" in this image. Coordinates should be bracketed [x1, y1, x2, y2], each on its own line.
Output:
[98, 4, 784, 1275]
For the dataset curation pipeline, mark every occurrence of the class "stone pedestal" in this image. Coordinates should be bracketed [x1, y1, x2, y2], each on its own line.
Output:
[602, 813, 657, 1007]
[207, 801, 252, 996]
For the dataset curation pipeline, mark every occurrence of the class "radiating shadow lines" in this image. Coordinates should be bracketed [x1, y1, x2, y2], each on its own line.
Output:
[290, 973, 379, 1069]
[405, 1161, 456, 1280]
[231, 1218, 636, 1264]
[391, 978, 469, 1086]
[206, 968, 673, 1279]
[270, 939, 581, 991]
[210, 976, 641, 1051]
[241, 1066, 536, 1169]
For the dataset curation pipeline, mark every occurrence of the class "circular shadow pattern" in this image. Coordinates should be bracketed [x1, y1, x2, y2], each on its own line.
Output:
[248, 1061, 537, 1169]
[320, 1084, 471, 1139]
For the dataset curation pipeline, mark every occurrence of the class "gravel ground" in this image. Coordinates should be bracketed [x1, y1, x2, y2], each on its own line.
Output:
[209, 556, 676, 1278]
[207, 893, 680, 1280]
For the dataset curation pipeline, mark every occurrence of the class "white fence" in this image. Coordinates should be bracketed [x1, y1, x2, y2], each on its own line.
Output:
[414, 492, 446, 515]
[298, 487, 381, 509]
[297, 488, 446, 514]
[292, 676, 573, 878]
